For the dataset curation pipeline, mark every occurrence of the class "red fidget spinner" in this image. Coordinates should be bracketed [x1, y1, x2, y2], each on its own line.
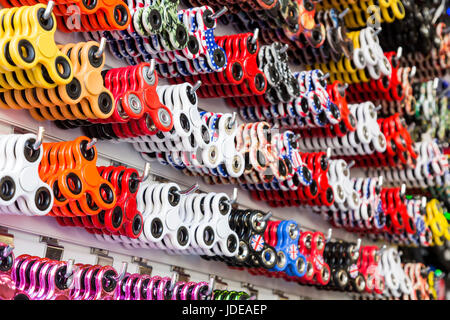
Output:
[346, 114, 417, 168]
[92, 62, 173, 135]
[357, 245, 385, 294]
[171, 32, 267, 99]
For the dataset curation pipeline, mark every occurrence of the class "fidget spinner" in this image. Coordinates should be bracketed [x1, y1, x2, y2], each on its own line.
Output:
[99, 180, 239, 256]
[357, 245, 385, 295]
[298, 101, 387, 159]
[368, 140, 448, 190]
[87, 0, 193, 64]
[297, 230, 330, 286]
[57, 165, 144, 239]
[403, 262, 431, 300]
[321, 239, 366, 292]
[7, 41, 114, 123]
[0, 0, 131, 32]
[225, 42, 300, 108]
[0, 133, 53, 217]
[129, 84, 244, 181]
[261, 220, 308, 279]
[203, 209, 277, 271]
[10, 255, 80, 300]
[318, 0, 406, 29]
[308, 26, 391, 85]
[38, 136, 116, 217]
[379, 247, 413, 298]
[174, 31, 267, 99]
[0, 4, 73, 90]
[156, 6, 227, 77]
[115, 272, 217, 300]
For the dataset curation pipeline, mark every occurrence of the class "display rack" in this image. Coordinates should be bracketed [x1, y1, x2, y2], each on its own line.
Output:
[0, 3, 446, 300]
[0, 21, 377, 299]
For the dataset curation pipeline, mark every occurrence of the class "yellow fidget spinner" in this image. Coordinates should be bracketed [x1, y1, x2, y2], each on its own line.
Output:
[0, 4, 73, 90]
[425, 198, 450, 246]
[427, 271, 438, 300]
[323, 0, 406, 28]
